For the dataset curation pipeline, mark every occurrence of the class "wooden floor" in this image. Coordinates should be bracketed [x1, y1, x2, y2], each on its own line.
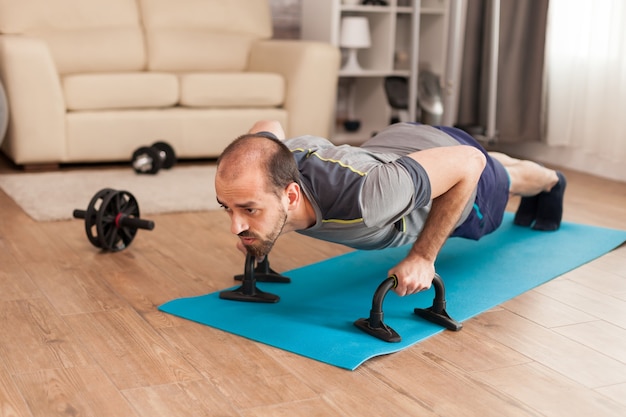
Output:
[1, 157, 625, 417]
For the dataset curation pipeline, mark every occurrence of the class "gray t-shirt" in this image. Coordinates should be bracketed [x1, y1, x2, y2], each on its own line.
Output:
[286, 123, 474, 250]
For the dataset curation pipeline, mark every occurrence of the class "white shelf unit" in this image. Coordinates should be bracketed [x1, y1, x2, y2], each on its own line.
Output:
[301, 0, 451, 145]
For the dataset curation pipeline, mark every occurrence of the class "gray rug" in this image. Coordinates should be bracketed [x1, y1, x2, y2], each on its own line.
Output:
[0, 165, 220, 221]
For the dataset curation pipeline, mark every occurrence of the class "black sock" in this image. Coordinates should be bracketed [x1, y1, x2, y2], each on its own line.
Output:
[514, 195, 539, 227]
[532, 171, 567, 231]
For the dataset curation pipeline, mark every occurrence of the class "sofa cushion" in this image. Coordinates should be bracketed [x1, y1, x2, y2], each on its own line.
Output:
[63, 73, 179, 111]
[0, 0, 145, 74]
[139, 0, 272, 71]
[179, 73, 284, 108]
[65, 108, 288, 161]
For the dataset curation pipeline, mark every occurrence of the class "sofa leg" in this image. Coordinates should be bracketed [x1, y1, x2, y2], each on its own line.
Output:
[22, 163, 60, 172]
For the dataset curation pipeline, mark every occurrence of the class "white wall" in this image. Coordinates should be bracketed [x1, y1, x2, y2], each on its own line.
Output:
[491, 142, 626, 183]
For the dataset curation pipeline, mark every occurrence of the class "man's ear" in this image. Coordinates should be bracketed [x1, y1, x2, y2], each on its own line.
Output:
[284, 182, 301, 209]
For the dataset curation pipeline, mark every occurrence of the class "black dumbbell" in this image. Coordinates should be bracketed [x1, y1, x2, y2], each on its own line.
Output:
[73, 188, 155, 252]
[132, 141, 176, 174]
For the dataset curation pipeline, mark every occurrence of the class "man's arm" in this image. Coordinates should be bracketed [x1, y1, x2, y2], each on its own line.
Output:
[389, 145, 486, 296]
[248, 120, 286, 140]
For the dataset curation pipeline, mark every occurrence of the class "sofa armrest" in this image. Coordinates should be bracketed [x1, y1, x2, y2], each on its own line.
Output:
[0, 35, 66, 164]
[248, 40, 340, 138]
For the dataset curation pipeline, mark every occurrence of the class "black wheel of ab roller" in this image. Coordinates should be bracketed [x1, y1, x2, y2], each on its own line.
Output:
[73, 188, 155, 252]
[83, 188, 116, 249]
[96, 190, 140, 251]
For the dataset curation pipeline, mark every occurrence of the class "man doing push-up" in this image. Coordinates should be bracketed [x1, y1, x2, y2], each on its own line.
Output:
[215, 120, 566, 296]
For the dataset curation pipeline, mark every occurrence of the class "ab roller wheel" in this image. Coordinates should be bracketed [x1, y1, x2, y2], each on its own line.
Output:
[132, 141, 176, 174]
[73, 188, 155, 251]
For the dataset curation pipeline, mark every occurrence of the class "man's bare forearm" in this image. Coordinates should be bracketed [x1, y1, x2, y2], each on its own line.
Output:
[407, 145, 485, 263]
[389, 145, 486, 296]
[408, 180, 473, 264]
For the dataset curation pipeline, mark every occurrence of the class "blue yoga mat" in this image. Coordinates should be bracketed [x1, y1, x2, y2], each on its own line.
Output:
[160, 213, 626, 370]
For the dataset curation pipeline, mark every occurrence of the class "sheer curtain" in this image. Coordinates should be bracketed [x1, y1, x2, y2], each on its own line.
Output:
[544, 0, 626, 180]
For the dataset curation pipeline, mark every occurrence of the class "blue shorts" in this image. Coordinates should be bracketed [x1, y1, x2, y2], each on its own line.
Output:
[434, 126, 510, 240]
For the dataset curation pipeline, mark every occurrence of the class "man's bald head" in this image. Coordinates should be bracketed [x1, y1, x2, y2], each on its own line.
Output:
[217, 133, 300, 196]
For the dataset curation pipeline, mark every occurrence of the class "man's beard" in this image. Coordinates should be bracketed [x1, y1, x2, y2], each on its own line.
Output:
[239, 211, 287, 258]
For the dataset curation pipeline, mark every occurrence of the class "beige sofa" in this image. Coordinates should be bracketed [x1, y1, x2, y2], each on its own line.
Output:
[0, 0, 340, 168]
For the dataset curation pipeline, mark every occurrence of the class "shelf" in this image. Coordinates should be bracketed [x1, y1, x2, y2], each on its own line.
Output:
[339, 69, 404, 77]
[341, 5, 393, 13]
[340, 4, 444, 14]
[339, 69, 411, 77]
[301, 0, 452, 140]
[422, 7, 447, 14]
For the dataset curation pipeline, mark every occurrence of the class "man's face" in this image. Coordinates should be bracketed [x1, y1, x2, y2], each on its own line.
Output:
[215, 170, 287, 258]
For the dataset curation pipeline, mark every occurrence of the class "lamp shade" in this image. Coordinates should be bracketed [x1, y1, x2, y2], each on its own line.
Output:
[339, 16, 371, 49]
